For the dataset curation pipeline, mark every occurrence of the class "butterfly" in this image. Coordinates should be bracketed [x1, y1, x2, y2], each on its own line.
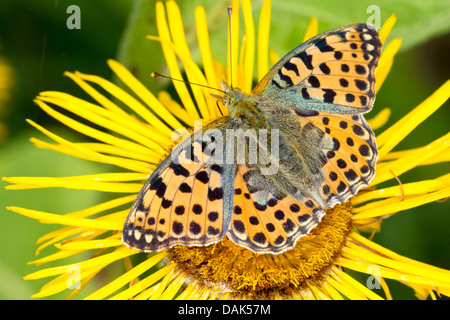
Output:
[122, 23, 381, 254]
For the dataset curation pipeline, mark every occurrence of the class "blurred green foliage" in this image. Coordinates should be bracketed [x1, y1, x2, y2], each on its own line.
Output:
[0, 0, 448, 300]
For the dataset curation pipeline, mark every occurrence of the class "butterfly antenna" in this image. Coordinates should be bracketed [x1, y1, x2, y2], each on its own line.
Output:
[151, 72, 225, 94]
[216, 101, 224, 116]
[227, 5, 233, 89]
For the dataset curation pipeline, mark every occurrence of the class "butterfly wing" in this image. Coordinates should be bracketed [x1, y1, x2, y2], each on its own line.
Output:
[225, 111, 377, 254]
[227, 164, 325, 254]
[225, 24, 381, 254]
[252, 22, 380, 211]
[288, 110, 378, 208]
[122, 121, 235, 252]
[254, 23, 381, 114]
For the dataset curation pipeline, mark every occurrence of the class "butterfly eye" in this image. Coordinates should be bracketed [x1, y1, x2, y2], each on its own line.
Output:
[225, 96, 232, 107]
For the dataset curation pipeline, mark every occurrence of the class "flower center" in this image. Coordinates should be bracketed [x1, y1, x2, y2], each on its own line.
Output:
[169, 202, 353, 298]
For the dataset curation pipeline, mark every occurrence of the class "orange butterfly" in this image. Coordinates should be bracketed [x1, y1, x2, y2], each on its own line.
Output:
[122, 24, 380, 254]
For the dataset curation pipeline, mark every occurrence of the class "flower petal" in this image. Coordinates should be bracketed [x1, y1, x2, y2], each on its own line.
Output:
[155, 2, 200, 121]
[374, 131, 450, 185]
[241, 0, 255, 93]
[303, 16, 318, 42]
[352, 186, 450, 219]
[107, 59, 187, 128]
[257, 0, 271, 81]
[7, 207, 123, 231]
[367, 108, 391, 130]
[376, 80, 450, 158]
[376, 38, 402, 90]
[84, 252, 168, 300]
[25, 119, 153, 173]
[378, 14, 397, 45]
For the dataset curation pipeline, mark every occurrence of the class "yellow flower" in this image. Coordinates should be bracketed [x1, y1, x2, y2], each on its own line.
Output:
[3, 0, 450, 300]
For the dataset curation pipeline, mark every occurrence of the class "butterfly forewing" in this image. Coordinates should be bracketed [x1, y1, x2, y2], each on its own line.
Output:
[122, 123, 236, 252]
[254, 23, 381, 114]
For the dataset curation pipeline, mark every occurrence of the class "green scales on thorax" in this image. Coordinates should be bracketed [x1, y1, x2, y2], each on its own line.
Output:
[212, 84, 332, 207]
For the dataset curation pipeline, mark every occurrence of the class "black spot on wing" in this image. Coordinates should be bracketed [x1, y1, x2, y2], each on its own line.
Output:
[169, 163, 190, 178]
[283, 61, 300, 76]
[315, 38, 334, 52]
[277, 68, 294, 87]
[294, 109, 319, 117]
[323, 89, 336, 103]
[295, 51, 313, 70]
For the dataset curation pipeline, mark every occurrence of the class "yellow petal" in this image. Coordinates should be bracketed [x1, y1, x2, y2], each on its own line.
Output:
[61, 72, 129, 118]
[4, 175, 143, 193]
[30, 138, 161, 166]
[70, 71, 175, 140]
[257, 0, 271, 81]
[367, 108, 391, 130]
[35, 99, 157, 156]
[36, 227, 84, 254]
[303, 16, 318, 42]
[25, 119, 152, 173]
[159, 272, 188, 300]
[376, 38, 402, 90]
[241, 0, 255, 93]
[25, 246, 137, 280]
[84, 251, 168, 300]
[341, 237, 450, 289]
[166, 1, 211, 120]
[31, 264, 106, 298]
[381, 148, 450, 166]
[228, 0, 240, 87]
[330, 266, 384, 300]
[374, 132, 450, 185]
[352, 186, 450, 219]
[158, 91, 191, 121]
[352, 173, 450, 205]
[269, 49, 280, 65]
[56, 237, 123, 251]
[144, 268, 178, 300]
[378, 14, 397, 45]
[326, 271, 368, 299]
[110, 264, 176, 300]
[107, 59, 188, 128]
[146, 35, 216, 122]
[7, 206, 123, 231]
[155, 2, 200, 121]
[376, 80, 450, 158]
[195, 6, 218, 90]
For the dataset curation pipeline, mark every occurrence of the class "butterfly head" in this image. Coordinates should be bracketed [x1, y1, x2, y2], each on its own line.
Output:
[210, 80, 262, 122]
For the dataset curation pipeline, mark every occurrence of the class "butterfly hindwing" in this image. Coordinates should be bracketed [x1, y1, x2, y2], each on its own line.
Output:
[254, 23, 381, 114]
[289, 110, 378, 208]
[227, 165, 326, 254]
[122, 122, 235, 252]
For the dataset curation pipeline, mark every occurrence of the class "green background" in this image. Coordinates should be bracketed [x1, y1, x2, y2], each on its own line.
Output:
[0, 0, 448, 300]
